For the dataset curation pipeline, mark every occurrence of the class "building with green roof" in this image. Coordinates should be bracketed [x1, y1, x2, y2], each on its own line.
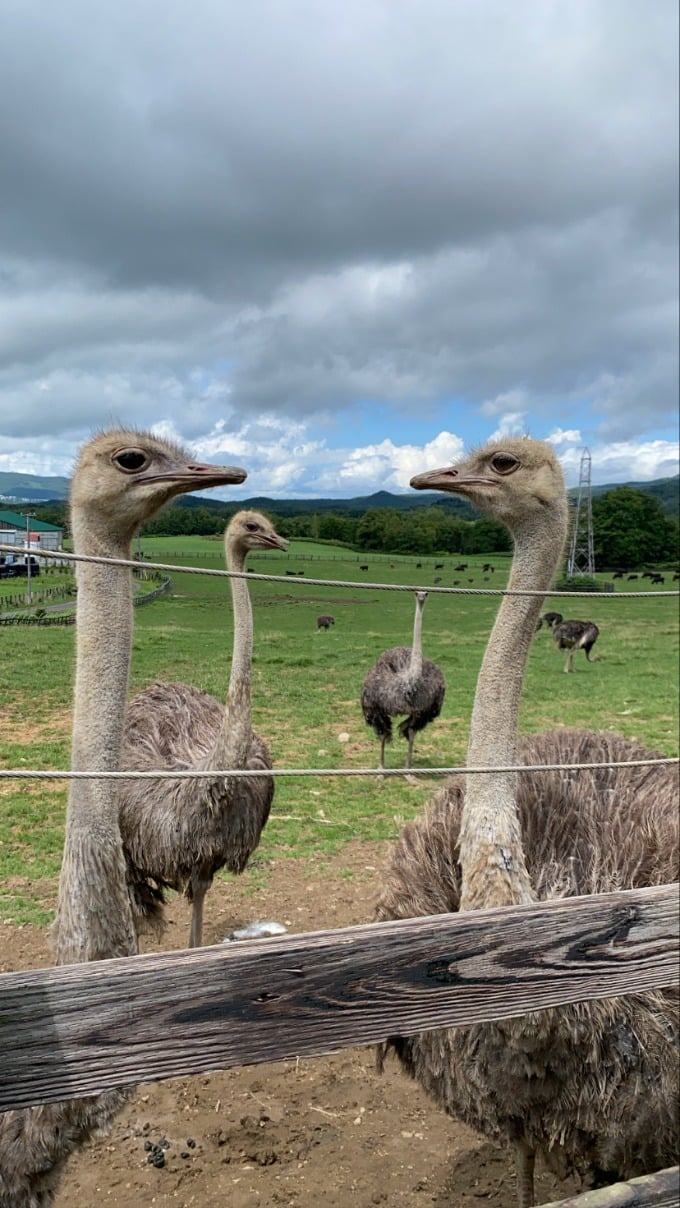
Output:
[0, 509, 63, 552]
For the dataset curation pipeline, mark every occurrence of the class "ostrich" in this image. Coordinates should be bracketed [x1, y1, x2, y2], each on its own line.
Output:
[317, 614, 335, 630]
[375, 437, 678, 1206]
[552, 618, 600, 671]
[0, 430, 246, 1207]
[361, 590, 445, 772]
[119, 510, 287, 948]
[541, 610, 563, 629]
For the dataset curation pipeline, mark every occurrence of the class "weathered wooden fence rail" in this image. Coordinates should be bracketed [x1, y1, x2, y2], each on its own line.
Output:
[544, 1166, 679, 1208]
[0, 882, 677, 1114]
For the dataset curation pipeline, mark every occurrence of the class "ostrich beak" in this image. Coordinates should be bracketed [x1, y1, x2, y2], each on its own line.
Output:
[411, 465, 461, 492]
[410, 465, 495, 495]
[141, 461, 248, 494]
[263, 533, 289, 551]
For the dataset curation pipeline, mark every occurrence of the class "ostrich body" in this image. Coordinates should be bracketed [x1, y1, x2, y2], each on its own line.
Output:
[552, 618, 600, 671]
[361, 590, 445, 770]
[375, 438, 678, 1206]
[316, 613, 335, 629]
[0, 431, 246, 1207]
[119, 511, 287, 948]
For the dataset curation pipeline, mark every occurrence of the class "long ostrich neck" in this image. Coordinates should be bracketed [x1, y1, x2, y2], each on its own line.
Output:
[54, 514, 137, 964]
[459, 521, 562, 911]
[209, 539, 253, 774]
[406, 596, 425, 683]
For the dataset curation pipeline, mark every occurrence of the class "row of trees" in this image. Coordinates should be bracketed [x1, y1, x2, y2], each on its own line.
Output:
[31, 486, 678, 568]
[591, 487, 678, 569]
[140, 488, 678, 566]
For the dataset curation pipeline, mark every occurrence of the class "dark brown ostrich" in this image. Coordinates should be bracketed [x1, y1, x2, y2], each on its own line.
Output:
[361, 590, 445, 772]
[119, 511, 288, 948]
[0, 431, 246, 1207]
[552, 618, 599, 671]
[375, 437, 678, 1207]
[316, 614, 335, 629]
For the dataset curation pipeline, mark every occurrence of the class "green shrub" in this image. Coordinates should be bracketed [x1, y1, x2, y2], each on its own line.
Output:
[554, 575, 602, 592]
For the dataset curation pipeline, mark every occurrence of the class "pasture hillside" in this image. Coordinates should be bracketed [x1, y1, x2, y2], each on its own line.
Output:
[0, 537, 677, 927]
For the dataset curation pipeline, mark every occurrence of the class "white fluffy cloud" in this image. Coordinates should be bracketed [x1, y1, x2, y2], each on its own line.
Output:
[0, 1, 677, 493]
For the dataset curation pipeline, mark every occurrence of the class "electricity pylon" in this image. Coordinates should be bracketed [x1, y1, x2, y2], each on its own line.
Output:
[567, 447, 595, 576]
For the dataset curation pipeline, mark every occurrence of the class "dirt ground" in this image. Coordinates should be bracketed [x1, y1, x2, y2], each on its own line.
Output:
[3, 843, 580, 1208]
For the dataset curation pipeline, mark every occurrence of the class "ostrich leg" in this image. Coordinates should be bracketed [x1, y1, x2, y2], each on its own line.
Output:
[189, 869, 212, 948]
[514, 1140, 536, 1208]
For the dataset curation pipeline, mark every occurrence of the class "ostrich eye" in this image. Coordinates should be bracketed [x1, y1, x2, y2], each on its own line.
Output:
[245, 522, 260, 532]
[490, 454, 520, 475]
[114, 449, 150, 473]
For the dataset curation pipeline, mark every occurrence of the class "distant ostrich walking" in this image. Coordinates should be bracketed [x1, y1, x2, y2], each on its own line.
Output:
[317, 614, 335, 630]
[0, 431, 245, 1207]
[376, 438, 678, 1206]
[552, 618, 599, 671]
[120, 511, 287, 948]
[361, 590, 445, 772]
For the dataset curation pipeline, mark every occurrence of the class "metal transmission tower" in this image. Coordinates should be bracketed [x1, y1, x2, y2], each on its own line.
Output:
[567, 447, 595, 576]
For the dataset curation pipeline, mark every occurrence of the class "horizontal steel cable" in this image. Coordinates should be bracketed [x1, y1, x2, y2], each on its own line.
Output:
[0, 758, 676, 781]
[1, 543, 677, 599]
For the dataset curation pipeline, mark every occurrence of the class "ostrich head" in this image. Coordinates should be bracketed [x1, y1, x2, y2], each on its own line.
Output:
[410, 437, 566, 540]
[225, 510, 289, 557]
[70, 429, 247, 543]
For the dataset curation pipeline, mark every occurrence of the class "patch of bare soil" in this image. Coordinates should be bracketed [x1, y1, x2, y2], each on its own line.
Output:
[6, 843, 578, 1208]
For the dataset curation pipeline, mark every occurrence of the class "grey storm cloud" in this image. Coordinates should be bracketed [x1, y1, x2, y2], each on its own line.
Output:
[0, 0, 677, 454]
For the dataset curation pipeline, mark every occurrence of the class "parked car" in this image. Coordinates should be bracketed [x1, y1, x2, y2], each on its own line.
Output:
[0, 556, 40, 578]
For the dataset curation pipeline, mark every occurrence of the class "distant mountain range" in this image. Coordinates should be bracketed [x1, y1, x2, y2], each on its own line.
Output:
[0, 470, 678, 519]
[0, 471, 71, 503]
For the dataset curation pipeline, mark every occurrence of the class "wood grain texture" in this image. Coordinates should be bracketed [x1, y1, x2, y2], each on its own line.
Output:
[0, 883, 677, 1111]
[542, 1166, 680, 1207]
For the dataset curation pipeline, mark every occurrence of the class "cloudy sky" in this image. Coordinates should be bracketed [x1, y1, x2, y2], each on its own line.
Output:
[1, 0, 678, 499]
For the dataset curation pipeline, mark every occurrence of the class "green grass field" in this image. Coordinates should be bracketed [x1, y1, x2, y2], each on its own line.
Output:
[1, 537, 677, 925]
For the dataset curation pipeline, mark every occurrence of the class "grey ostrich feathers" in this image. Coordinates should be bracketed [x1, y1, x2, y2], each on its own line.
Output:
[361, 590, 445, 771]
[539, 610, 563, 629]
[552, 618, 600, 671]
[119, 510, 288, 949]
[0, 430, 246, 1208]
[375, 437, 678, 1207]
